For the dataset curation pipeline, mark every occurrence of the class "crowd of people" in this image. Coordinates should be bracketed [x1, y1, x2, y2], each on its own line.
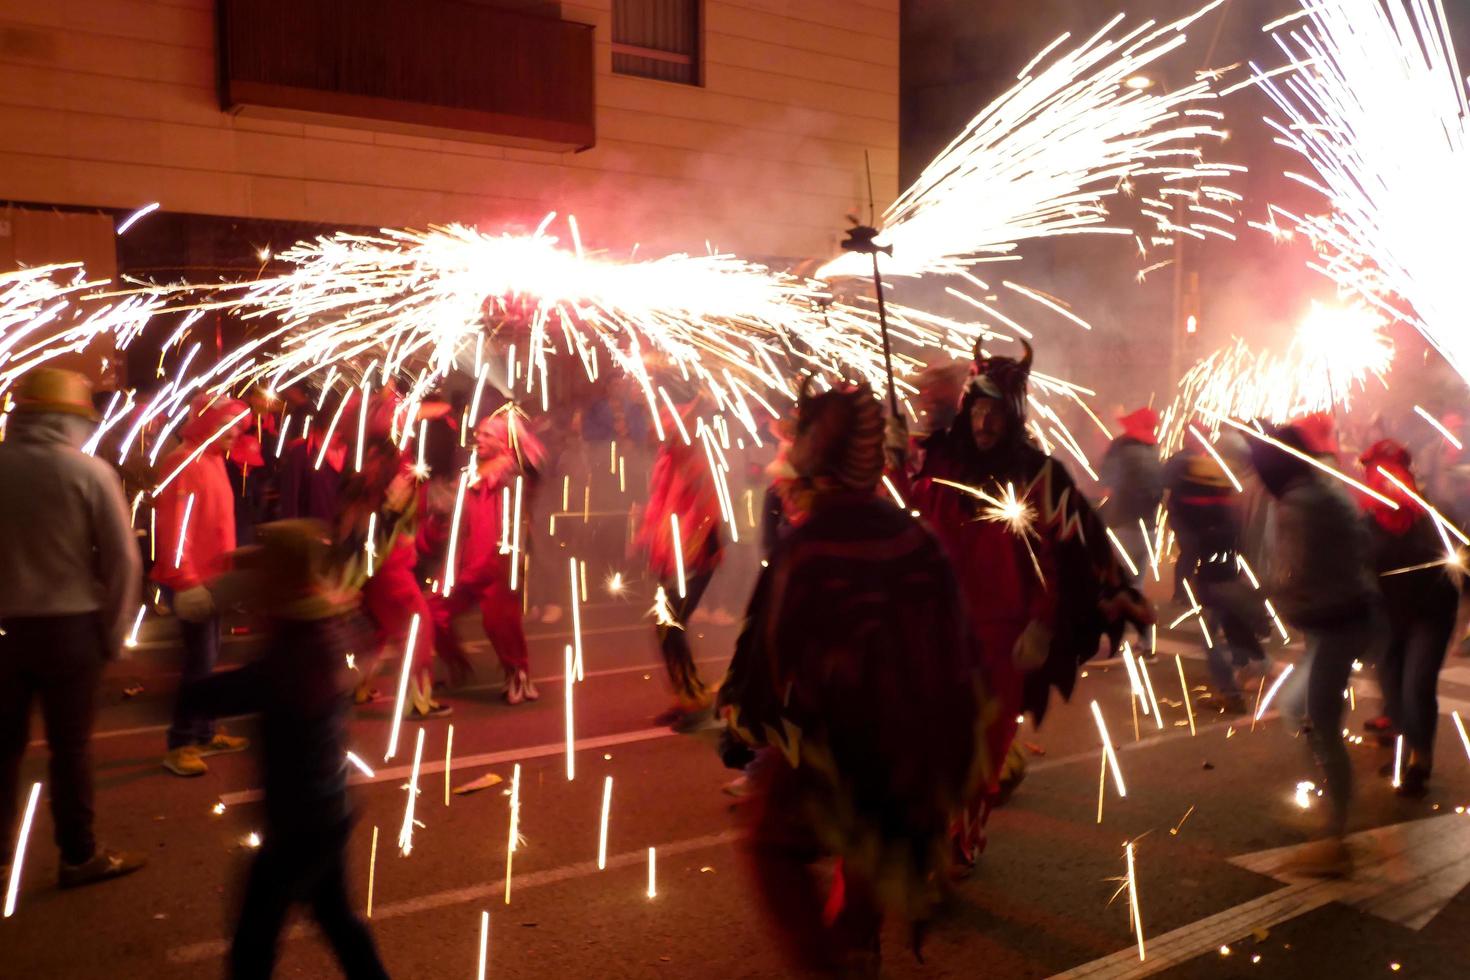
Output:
[2, 337, 1467, 975]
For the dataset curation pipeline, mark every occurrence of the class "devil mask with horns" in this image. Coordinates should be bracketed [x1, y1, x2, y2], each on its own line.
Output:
[953, 338, 1033, 455]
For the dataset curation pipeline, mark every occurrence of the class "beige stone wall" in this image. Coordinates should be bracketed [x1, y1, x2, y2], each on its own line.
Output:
[0, 0, 897, 261]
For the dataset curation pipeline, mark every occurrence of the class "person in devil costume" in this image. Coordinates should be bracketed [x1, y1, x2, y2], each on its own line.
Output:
[719, 380, 991, 976]
[895, 339, 1150, 869]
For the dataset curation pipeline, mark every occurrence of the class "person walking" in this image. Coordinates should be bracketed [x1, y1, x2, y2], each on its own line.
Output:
[0, 368, 147, 888]
[719, 381, 988, 975]
[1357, 440, 1462, 797]
[175, 520, 389, 979]
[1250, 421, 1386, 876]
[420, 409, 542, 704]
[152, 394, 252, 776]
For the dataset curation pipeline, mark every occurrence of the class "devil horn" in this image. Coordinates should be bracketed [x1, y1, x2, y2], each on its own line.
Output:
[972, 334, 985, 364]
[1018, 339, 1033, 373]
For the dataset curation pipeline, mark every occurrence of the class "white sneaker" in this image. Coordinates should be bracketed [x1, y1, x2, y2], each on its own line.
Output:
[504, 671, 525, 706]
[521, 672, 540, 701]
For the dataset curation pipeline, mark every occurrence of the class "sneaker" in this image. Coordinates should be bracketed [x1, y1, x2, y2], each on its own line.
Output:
[198, 732, 250, 757]
[520, 673, 540, 701]
[722, 774, 753, 797]
[163, 745, 207, 777]
[58, 848, 146, 889]
[411, 702, 453, 721]
[1278, 837, 1352, 878]
[504, 671, 526, 706]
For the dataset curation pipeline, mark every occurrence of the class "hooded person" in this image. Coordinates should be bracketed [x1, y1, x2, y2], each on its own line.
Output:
[1100, 408, 1163, 584]
[172, 520, 389, 980]
[1356, 439, 1462, 797]
[895, 339, 1149, 868]
[0, 368, 147, 888]
[637, 398, 726, 730]
[1248, 420, 1386, 876]
[419, 406, 544, 705]
[153, 393, 253, 777]
[718, 380, 991, 975]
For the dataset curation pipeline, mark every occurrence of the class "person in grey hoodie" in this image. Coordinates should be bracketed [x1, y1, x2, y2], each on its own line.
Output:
[0, 368, 146, 890]
[1250, 420, 1385, 878]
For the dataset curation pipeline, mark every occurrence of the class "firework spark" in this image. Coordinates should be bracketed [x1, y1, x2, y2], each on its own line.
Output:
[1253, 0, 1470, 384]
[820, 5, 1238, 280]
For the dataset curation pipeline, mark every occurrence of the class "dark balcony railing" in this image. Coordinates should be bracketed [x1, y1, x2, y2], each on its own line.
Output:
[218, 0, 595, 151]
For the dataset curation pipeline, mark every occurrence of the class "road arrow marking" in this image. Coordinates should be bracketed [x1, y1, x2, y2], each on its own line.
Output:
[1051, 814, 1470, 979]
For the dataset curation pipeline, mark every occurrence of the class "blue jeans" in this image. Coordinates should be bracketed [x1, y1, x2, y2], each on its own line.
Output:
[168, 600, 220, 750]
[1378, 612, 1455, 769]
[1282, 606, 1387, 835]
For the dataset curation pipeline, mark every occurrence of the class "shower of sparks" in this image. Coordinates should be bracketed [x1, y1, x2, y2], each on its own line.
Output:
[932, 478, 1036, 538]
[1138, 657, 1165, 731]
[3, 782, 41, 917]
[115, 202, 160, 235]
[125, 603, 147, 648]
[570, 558, 585, 681]
[1414, 405, 1462, 450]
[366, 825, 379, 917]
[1452, 711, 1470, 765]
[671, 513, 687, 599]
[1252, 0, 1470, 385]
[1214, 415, 1400, 510]
[445, 725, 454, 807]
[598, 776, 613, 870]
[1126, 841, 1146, 961]
[1092, 700, 1128, 813]
[1373, 465, 1470, 547]
[504, 762, 522, 905]
[1255, 664, 1295, 721]
[398, 727, 426, 856]
[651, 586, 681, 629]
[384, 614, 422, 761]
[819, 4, 1239, 280]
[1176, 655, 1197, 736]
[565, 645, 576, 781]
[477, 910, 490, 980]
[1163, 304, 1392, 454]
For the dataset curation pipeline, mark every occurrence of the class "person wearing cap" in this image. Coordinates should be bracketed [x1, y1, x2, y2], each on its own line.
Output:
[1100, 407, 1164, 654]
[0, 367, 146, 888]
[152, 394, 252, 776]
[718, 381, 988, 974]
[1249, 420, 1385, 876]
[173, 519, 389, 979]
[1357, 440, 1462, 797]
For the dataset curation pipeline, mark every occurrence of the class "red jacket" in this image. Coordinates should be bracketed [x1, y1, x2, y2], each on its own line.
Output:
[152, 401, 246, 591]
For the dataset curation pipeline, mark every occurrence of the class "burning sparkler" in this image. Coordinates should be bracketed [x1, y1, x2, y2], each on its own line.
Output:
[819, 5, 1238, 280]
[1252, 0, 1470, 385]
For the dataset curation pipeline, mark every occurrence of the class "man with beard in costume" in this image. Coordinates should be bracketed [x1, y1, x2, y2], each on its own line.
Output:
[719, 380, 991, 977]
[894, 339, 1150, 869]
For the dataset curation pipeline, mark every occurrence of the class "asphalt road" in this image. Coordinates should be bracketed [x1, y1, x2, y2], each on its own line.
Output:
[7, 599, 1470, 979]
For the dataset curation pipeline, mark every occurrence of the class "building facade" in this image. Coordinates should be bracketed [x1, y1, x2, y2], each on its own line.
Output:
[0, 0, 897, 268]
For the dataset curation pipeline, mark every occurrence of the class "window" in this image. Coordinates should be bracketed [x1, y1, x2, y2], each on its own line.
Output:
[612, 0, 700, 85]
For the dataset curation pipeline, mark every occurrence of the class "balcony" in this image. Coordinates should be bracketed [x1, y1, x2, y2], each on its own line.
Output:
[217, 0, 595, 152]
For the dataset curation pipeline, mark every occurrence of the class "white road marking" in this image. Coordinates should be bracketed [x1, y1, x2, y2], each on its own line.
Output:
[166, 829, 740, 964]
[219, 726, 678, 806]
[1052, 813, 1470, 978]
